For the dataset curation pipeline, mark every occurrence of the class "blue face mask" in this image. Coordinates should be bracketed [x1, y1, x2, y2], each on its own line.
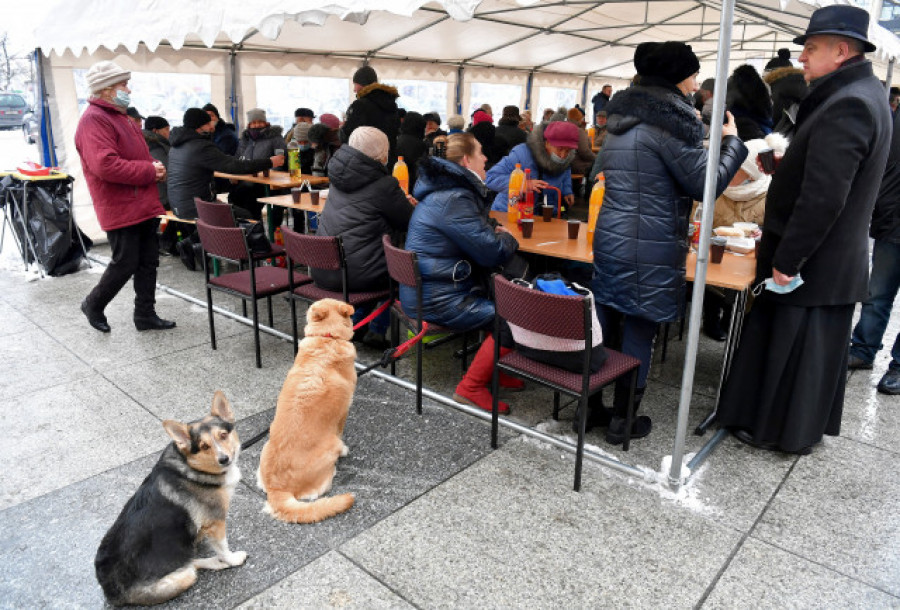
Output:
[754, 274, 805, 295]
[299, 143, 311, 151]
[114, 90, 130, 108]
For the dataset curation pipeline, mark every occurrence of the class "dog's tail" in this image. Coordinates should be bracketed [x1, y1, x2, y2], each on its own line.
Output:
[265, 490, 355, 523]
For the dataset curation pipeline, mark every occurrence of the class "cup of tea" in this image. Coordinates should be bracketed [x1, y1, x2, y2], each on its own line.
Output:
[541, 205, 553, 222]
[567, 220, 580, 240]
[262, 168, 270, 178]
[521, 218, 534, 238]
[291, 187, 302, 203]
[758, 148, 776, 174]
[309, 190, 320, 206]
[710, 236, 727, 264]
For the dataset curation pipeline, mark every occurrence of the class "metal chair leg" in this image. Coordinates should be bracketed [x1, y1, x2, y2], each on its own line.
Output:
[552, 392, 561, 420]
[252, 297, 262, 369]
[623, 369, 638, 452]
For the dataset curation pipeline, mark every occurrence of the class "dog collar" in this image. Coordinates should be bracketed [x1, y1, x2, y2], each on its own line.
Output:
[306, 333, 337, 339]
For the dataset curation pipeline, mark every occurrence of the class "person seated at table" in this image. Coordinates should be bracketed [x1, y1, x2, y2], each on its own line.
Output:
[309, 115, 342, 177]
[311, 126, 415, 348]
[202, 103, 239, 156]
[565, 107, 596, 176]
[423, 112, 446, 151]
[589, 41, 746, 444]
[446, 114, 465, 135]
[467, 109, 501, 168]
[494, 105, 528, 159]
[142, 115, 177, 256]
[700, 132, 788, 340]
[286, 107, 315, 145]
[396, 111, 427, 192]
[167, 108, 283, 270]
[403, 132, 521, 414]
[230, 108, 286, 221]
[484, 120, 577, 217]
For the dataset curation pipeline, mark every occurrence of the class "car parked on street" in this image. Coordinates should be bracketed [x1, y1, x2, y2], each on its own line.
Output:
[22, 110, 39, 143]
[0, 92, 29, 130]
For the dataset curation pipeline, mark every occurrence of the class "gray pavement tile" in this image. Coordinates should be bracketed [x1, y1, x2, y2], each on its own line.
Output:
[341, 440, 742, 608]
[236, 551, 414, 609]
[0, 299, 36, 337]
[840, 369, 900, 456]
[238, 373, 508, 547]
[703, 537, 900, 609]
[754, 435, 900, 596]
[0, 326, 93, 400]
[0, 374, 164, 510]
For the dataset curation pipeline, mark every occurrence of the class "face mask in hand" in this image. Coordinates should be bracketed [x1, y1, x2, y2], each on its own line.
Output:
[753, 274, 804, 296]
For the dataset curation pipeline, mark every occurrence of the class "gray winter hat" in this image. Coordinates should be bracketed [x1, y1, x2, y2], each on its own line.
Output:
[246, 108, 267, 123]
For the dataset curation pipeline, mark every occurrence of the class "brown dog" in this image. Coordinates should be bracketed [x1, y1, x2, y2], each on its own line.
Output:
[257, 299, 357, 523]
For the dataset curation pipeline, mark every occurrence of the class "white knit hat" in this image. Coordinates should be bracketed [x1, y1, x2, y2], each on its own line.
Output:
[349, 126, 389, 162]
[85, 60, 131, 94]
[741, 133, 789, 181]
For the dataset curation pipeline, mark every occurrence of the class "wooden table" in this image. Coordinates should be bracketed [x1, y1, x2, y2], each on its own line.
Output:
[258, 191, 329, 214]
[213, 169, 329, 189]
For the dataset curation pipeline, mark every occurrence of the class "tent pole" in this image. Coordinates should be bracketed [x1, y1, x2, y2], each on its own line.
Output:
[525, 70, 534, 112]
[668, 0, 736, 489]
[229, 47, 239, 132]
[581, 75, 589, 110]
[456, 64, 464, 115]
[34, 49, 57, 168]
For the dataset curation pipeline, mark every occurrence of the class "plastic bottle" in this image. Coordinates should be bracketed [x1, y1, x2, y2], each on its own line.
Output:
[176, 230, 183, 242]
[287, 141, 300, 179]
[393, 156, 409, 194]
[691, 204, 703, 248]
[507, 163, 525, 225]
[520, 168, 534, 219]
[586, 172, 605, 244]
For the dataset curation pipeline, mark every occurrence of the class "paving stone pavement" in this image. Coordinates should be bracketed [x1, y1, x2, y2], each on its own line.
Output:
[0, 243, 898, 609]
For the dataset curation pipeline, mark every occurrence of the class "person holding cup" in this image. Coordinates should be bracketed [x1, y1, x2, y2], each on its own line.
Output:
[230, 108, 287, 221]
[717, 5, 892, 455]
[587, 41, 747, 444]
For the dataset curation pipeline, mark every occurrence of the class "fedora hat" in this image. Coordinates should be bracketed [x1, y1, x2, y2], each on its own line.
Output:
[793, 5, 876, 53]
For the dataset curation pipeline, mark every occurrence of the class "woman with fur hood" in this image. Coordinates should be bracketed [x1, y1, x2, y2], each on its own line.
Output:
[764, 66, 809, 134]
[484, 120, 578, 216]
[726, 64, 774, 141]
[590, 41, 747, 445]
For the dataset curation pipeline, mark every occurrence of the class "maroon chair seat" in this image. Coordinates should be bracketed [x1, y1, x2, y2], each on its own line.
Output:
[195, 197, 291, 267]
[196, 220, 292, 368]
[491, 274, 641, 491]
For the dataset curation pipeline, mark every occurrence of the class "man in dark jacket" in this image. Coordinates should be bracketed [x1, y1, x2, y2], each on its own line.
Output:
[847, 109, 900, 394]
[468, 109, 501, 168]
[718, 6, 892, 453]
[143, 115, 178, 256]
[230, 107, 285, 220]
[202, 103, 238, 156]
[494, 105, 527, 159]
[340, 65, 400, 166]
[591, 85, 612, 123]
[422, 112, 446, 151]
[75, 60, 173, 333]
[396, 111, 427, 192]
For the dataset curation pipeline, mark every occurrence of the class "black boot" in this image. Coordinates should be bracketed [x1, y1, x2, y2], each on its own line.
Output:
[572, 392, 612, 433]
[81, 299, 111, 333]
[605, 385, 651, 445]
[176, 240, 195, 271]
[702, 293, 727, 341]
[134, 313, 176, 331]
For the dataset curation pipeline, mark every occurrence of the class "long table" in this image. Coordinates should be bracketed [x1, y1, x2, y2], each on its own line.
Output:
[491, 210, 756, 432]
[258, 191, 329, 214]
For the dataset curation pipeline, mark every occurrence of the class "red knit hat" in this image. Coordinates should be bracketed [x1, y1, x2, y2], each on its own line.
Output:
[543, 121, 579, 149]
[472, 110, 493, 125]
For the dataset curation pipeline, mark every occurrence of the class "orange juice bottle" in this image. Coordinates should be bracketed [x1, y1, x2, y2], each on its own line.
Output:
[507, 163, 525, 225]
[393, 156, 409, 194]
[586, 172, 605, 243]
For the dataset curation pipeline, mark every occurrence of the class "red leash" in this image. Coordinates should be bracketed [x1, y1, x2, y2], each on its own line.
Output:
[352, 298, 430, 375]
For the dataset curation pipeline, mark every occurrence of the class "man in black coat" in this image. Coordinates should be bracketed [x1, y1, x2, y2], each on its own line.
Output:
[340, 65, 401, 166]
[591, 85, 612, 124]
[847, 109, 900, 394]
[717, 6, 892, 453]
[202, 103, 238, 156]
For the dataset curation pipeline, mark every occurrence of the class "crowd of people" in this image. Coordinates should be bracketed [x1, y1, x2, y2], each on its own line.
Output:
[74, 4, 898, 455]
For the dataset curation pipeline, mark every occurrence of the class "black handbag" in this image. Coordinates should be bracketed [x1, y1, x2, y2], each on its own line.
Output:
[237, 221, 273, 255]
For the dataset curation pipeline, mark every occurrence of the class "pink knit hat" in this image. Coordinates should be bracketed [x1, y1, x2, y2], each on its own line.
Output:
[319, 113, 341, 129]
[543, 121, 579, 149]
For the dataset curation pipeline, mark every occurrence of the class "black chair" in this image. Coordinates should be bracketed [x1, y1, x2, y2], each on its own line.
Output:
[491, 274, 641, 491]
[281, 227, 390, 353]
[382, 234, 471, 414]
[195, 220, 292, 368]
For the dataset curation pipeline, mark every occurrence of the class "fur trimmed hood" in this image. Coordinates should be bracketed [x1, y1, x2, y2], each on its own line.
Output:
[605, 85, 703, 147]
[526, 122, 574, 175]
[726, 64, 772, 120]
[356, 82, 399, 106]
[764, 66, 805, 86]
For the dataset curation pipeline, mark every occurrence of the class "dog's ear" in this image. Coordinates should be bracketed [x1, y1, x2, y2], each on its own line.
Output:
[163, 420, 192, 452]
[210, 390, 235, 422]
[309, 303, 327, 323]
[339, 302, 355, 318]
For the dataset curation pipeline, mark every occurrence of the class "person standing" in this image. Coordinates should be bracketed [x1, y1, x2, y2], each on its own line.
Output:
[717, 6, 892, 453]
[591, 84, 612, 121]
[75, 60, 174, 333]
[340, 65, 400, 165]
[847, 108, 900, 395]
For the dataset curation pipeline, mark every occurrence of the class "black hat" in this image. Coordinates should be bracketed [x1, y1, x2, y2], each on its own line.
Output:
[201, 103, 220, 118]
[295, 107, 315, 119]
[183, 107, 212, 130]
[144, 116, 169, 131]
[353, 65, 378, 87]
[793, 5, 876, 53]
[423, 112, 441, 124]
[764, 48, 793, 71]
[634, 41, 700, 86]
[126, 106, 143, 120]
[501, 105, 521, 122]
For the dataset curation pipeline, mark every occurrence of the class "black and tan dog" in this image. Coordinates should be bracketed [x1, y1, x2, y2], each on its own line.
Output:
[94, 391, 246, 606]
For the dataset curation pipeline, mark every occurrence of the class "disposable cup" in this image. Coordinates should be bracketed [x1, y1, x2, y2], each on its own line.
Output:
[291, 187, 302, 203]
[542, 205, 553, 222]
[758, 148, 776, 174]
[521, 218, 534, 238]
[567, 220, 580, 239]
[710, 237, 727, 264]
[310, 191, 320, 206]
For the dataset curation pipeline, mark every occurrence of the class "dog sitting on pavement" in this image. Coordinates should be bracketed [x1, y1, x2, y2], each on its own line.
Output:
[94, 391, 246, 606]
[257, 298, 357, 523]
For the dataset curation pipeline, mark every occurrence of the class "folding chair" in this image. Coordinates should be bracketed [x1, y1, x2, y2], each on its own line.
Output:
[281, 226, 390, 353]
[491, 274, 641, 491]
[382, 234, 472, 414]
[195, 197, 285, 265]
[195, 220, 292, 368]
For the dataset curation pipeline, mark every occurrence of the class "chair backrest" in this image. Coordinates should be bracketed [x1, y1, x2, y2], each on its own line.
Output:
[493, 274, 588, 341]
[196, 219, 249, 262]
[382, 234, 420, 289]
[195, 198, 236, 227]
[281, 226, 344, 271]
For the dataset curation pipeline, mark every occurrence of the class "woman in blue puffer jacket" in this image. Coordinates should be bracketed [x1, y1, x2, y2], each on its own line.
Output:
[403, 133, 520, 413]
[588, 41, 747, 445]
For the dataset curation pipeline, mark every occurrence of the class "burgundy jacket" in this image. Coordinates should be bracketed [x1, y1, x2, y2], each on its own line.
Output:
[75, 98, 163, 231]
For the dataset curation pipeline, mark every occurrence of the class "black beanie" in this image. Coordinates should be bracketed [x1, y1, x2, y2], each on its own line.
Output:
[144, 115, 169, 131]
[634, 41, 700, 86]
[295, 107, 315, 119]
[201, 103, 220, 119]
[353, 65, 378, 87]
[183, 107, 212, 130]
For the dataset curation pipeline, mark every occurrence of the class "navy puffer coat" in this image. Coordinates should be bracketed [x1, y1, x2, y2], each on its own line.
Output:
[402, 156, 519, 331]
[593, 83, 747, 323]
[312, 145, 413, 292]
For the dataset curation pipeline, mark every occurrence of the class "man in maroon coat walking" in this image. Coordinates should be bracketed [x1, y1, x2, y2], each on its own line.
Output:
[75, 60, 174, 333]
